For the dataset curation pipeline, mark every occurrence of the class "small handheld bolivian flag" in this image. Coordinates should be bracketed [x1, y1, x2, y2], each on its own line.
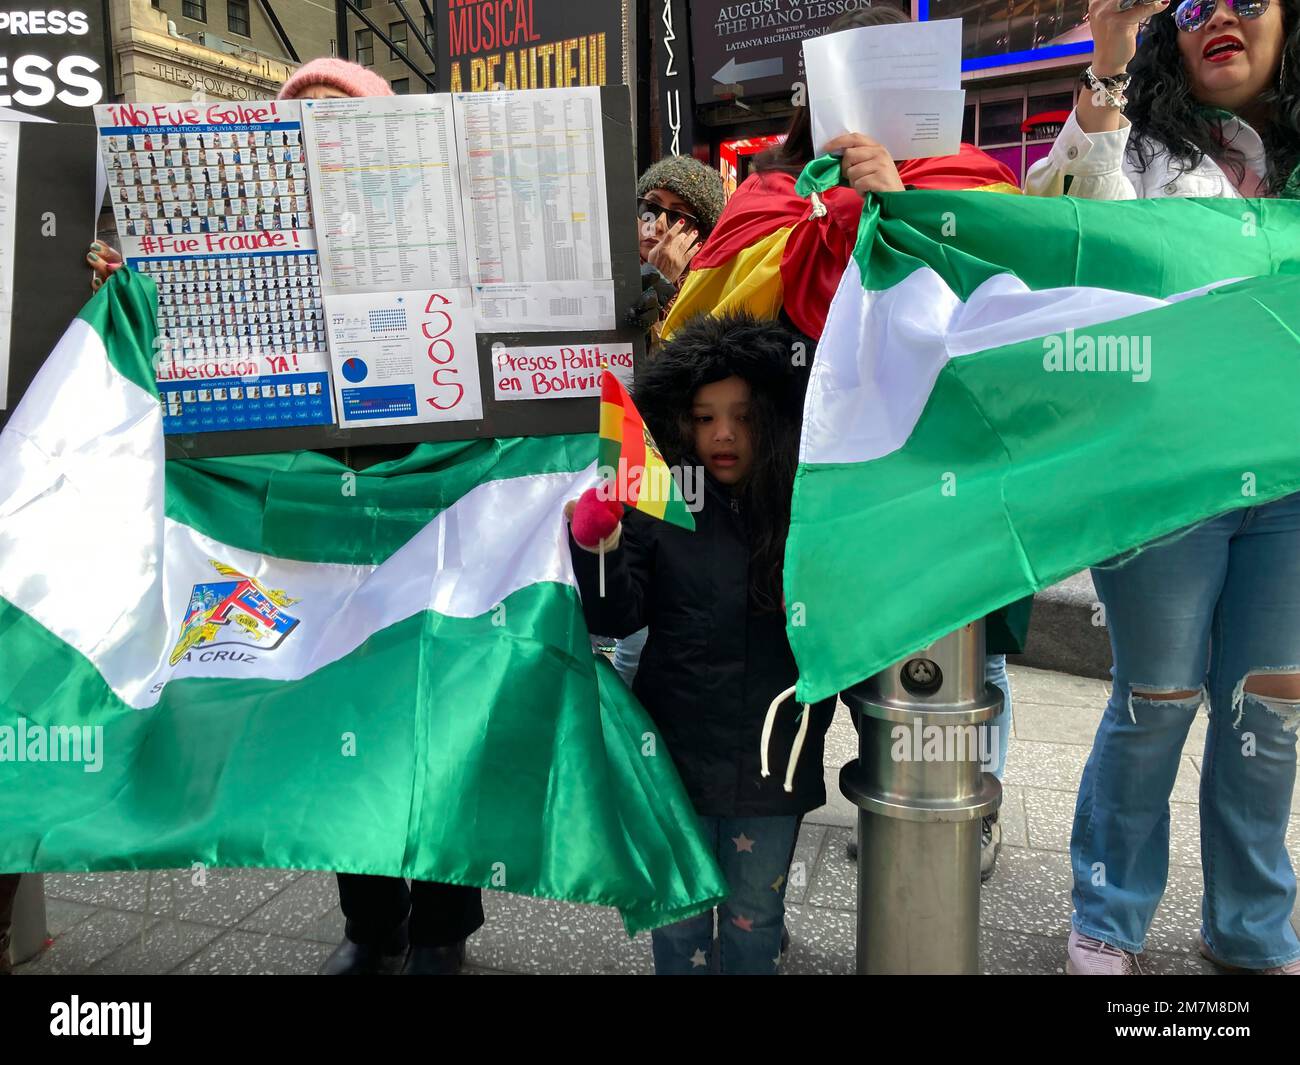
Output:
[598, 371, 695, 531]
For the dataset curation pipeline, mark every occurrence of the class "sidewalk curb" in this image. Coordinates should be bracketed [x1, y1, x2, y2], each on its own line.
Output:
[1009, 572, 1112, 681]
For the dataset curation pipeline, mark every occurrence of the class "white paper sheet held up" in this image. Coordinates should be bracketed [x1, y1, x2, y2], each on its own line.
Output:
[803, 19, 965, 161]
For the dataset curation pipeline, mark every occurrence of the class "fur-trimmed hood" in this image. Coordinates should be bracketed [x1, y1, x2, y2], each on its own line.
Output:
[633, 313, 813, 468]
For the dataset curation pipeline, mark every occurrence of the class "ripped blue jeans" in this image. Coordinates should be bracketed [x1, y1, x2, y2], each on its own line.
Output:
[1073, 493, 1300, 967]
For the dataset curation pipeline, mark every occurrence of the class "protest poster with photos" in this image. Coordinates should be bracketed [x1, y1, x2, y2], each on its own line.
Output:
[92, 86, 643, 458]
[95, 100, 331, 436]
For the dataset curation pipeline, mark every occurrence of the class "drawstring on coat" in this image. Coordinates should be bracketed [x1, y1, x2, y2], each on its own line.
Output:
[760, 683, 812, 793]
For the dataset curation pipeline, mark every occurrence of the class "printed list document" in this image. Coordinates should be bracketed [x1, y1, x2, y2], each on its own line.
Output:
[453, 88, 616, 332]
[803, 18, 966, 161]
[301, 96, 485, 429]
[0, 122, 19, 410]
[301, 94, 471, 294]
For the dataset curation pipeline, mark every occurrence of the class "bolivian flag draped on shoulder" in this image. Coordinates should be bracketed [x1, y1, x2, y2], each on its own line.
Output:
[0, 270, 727, 934]
[786, 157, 1300, 704]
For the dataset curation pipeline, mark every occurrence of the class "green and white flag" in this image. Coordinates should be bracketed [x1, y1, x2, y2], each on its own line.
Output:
[0, 270, 727, 934]
[786, 160, 1300, 703]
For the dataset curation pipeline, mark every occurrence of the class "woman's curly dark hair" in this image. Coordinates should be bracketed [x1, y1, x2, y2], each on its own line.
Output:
[1126, 0, 1300, 193]
[634, 313, 812, 614]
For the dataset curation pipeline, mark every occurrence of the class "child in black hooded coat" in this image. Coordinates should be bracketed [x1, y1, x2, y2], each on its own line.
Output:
[565, 312, 836, 975]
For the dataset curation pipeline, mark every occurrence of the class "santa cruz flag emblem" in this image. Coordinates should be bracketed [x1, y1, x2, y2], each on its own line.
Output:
[169, 561, 301, 666]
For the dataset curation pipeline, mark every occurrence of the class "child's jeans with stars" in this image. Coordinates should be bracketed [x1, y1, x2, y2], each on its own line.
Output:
[650, 814, 800, 975]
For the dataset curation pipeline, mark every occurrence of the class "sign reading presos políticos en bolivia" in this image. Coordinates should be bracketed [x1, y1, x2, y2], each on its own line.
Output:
[0, 2, 109, 123]
[435, 0, 627, 94]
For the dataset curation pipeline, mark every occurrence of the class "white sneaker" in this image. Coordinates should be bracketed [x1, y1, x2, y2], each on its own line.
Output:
[1066, 929, 1143, 974]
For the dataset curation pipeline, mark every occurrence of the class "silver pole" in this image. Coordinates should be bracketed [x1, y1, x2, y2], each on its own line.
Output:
[840, 621, 1002, 974]
[9, 874, 49, 967]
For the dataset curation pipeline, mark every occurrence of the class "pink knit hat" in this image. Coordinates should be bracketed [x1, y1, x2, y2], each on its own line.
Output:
[278, 57, 395, 101]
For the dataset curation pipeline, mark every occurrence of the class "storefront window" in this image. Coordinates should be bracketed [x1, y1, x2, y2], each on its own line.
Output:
[978, 98, 1024, 147]
[1027, 91, 1076, 122]
[966, 79, 1081, 185]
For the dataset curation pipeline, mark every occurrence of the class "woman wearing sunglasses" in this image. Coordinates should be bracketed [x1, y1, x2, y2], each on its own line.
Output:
[626, 156, 726, 353]
[1028, 0, 1298, 197]
[636, 157, 724, 288]
[1026, 0, 1300, 975]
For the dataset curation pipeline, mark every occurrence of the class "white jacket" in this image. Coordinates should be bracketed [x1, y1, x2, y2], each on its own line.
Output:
[1024, 107, 1268, 200]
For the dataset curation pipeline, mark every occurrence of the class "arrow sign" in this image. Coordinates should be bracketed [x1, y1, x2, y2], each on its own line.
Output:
[712, 55, 784, 83]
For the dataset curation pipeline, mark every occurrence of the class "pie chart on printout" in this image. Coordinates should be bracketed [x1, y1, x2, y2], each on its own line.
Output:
[342, 357, 368, 383]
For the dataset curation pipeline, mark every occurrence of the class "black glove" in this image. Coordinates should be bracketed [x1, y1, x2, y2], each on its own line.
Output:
[627, 263, 678, 331]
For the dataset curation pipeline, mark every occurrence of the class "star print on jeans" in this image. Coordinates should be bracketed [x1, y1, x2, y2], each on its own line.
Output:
[690, 948, 708, 968]
[732, 833, 755, 853]
[732, 915, 754, 933]
[771, 873, 785, 892]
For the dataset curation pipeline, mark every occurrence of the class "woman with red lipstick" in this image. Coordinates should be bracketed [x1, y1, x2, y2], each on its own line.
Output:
[1028, 0, 1300, 197]
[1027, 0, 1300, 975]
[564, 313, 837, 974]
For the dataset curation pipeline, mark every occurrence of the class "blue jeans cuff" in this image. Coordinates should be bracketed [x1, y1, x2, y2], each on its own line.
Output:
[1072, 913, 1144, 955]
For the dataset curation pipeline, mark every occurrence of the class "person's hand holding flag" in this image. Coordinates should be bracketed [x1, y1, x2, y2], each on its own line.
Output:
[564, 371, 695, 595]
[564, 488, 624, 552]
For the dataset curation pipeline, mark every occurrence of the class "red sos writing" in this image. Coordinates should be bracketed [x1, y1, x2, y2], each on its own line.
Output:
[422, 293, 462, 410]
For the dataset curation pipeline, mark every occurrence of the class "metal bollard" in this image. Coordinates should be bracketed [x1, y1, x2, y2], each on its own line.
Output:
[9, 873, 50, 967]
[840, 621, 1001, 974]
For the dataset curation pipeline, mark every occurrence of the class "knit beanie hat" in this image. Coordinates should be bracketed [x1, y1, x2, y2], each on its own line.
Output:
[279, 58, 395, 101]
[637, 156, 726, 233]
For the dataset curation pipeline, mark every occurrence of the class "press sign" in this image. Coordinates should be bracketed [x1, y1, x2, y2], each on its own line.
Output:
[0, 5, 107, 120]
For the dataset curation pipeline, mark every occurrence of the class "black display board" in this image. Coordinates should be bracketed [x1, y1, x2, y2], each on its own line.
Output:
[162, 85, 644, 460]
[0, 1, 110, 123]
[434, 0, 627, 93]
[690, 0, 875, 101]
[0, 121, 98, 432]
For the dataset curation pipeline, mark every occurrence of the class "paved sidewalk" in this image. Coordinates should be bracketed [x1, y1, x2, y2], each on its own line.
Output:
[16, 666, 1300, 975]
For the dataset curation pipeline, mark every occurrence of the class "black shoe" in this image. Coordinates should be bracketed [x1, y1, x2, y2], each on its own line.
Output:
[319, 937, 408, 975]
[846, 837, 859, 862]
[401, 939, 468, 975]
